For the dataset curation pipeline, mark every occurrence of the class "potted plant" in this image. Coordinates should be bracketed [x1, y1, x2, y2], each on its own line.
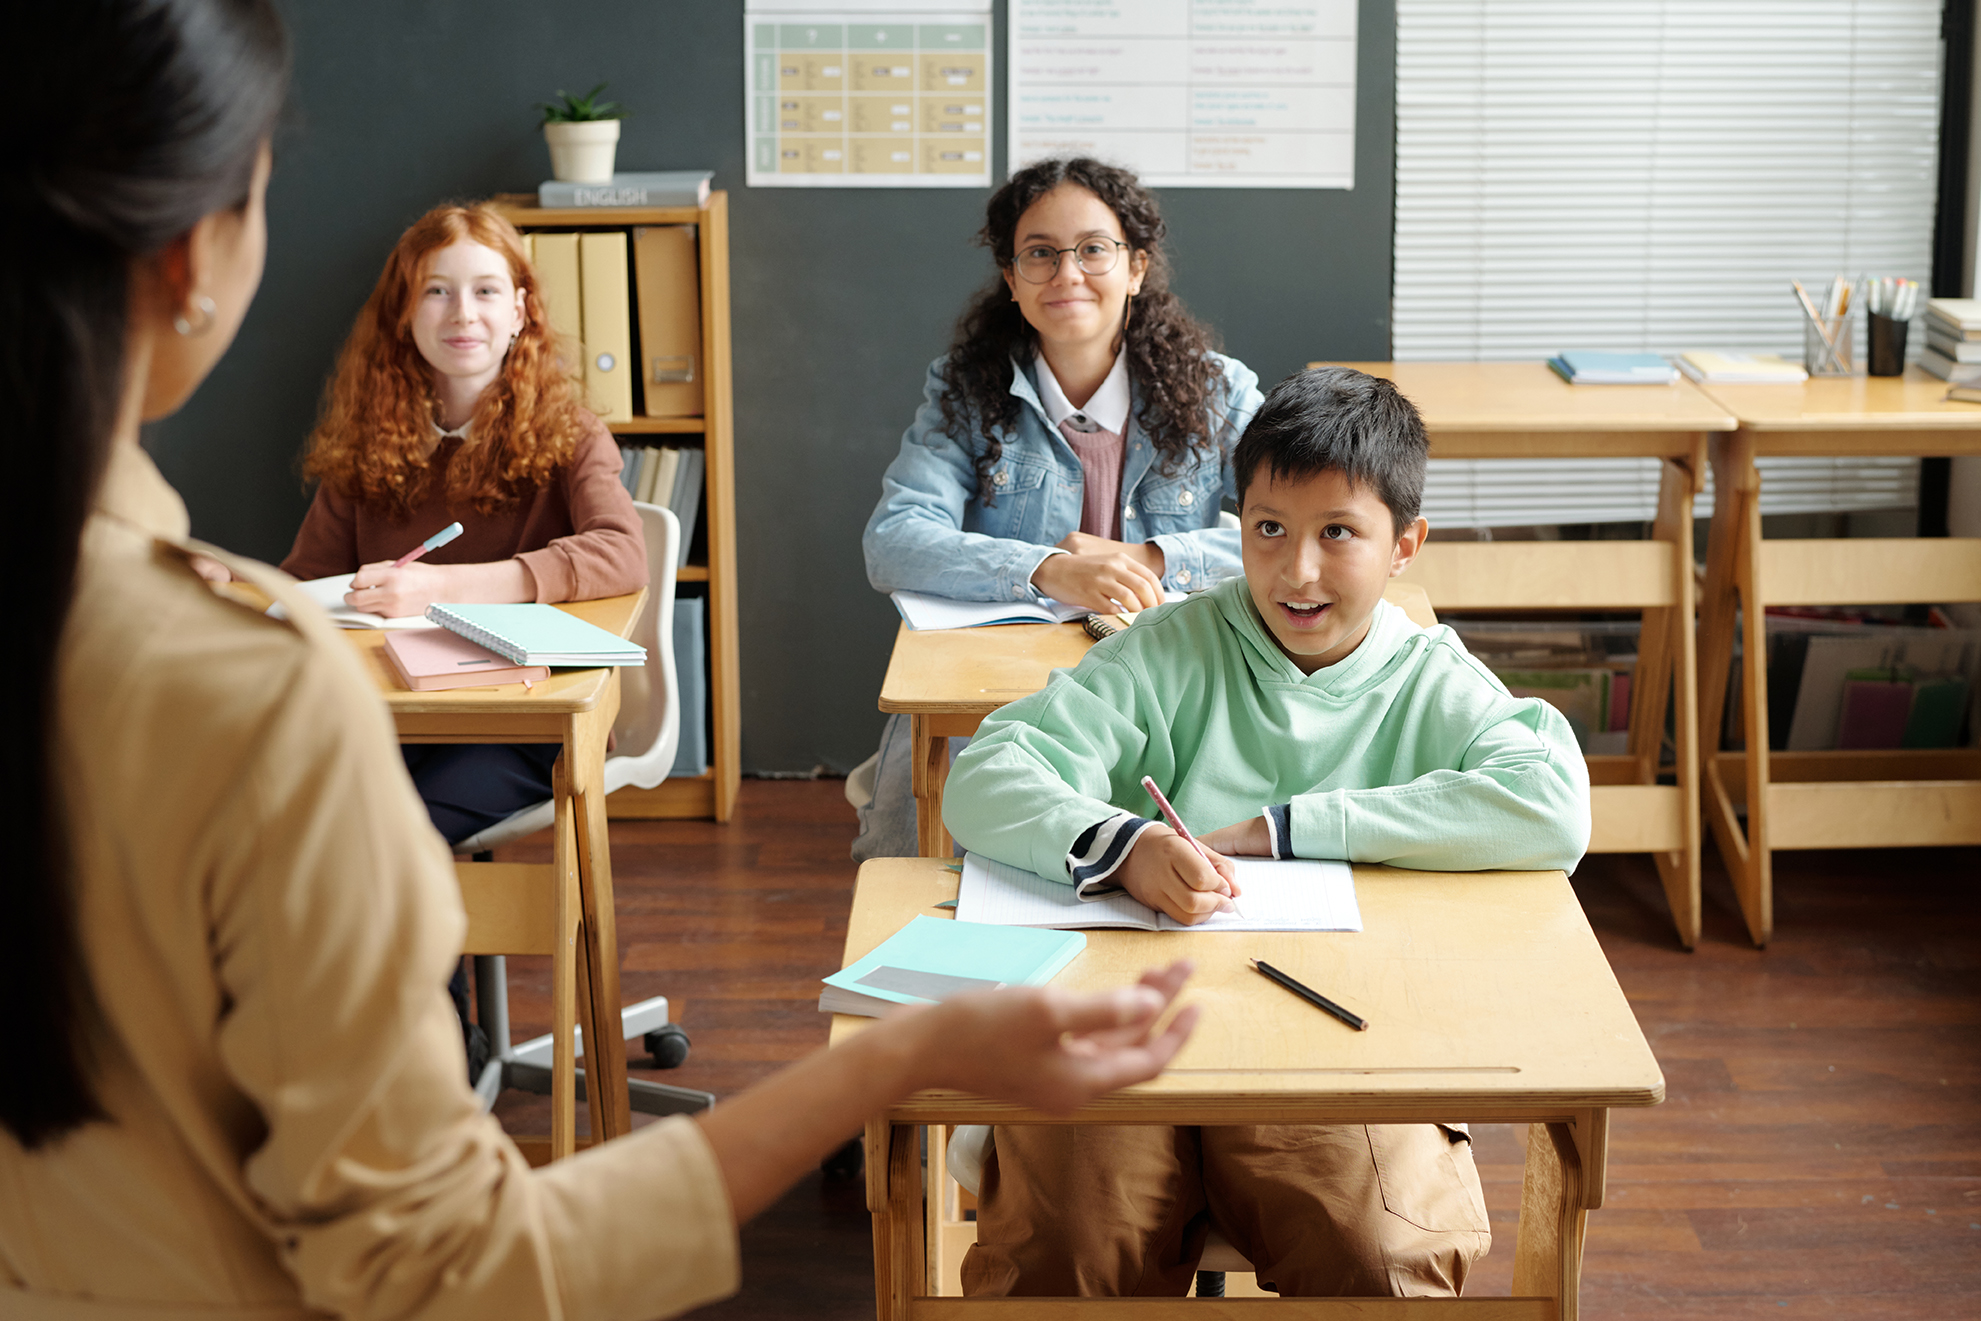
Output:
[539, 83, 625, 184]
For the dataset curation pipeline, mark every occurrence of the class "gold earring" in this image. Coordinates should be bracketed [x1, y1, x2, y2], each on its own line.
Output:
[172, 294, 217, 337]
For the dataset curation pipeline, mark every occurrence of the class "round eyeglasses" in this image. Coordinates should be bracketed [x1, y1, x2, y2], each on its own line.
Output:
[1012, 236, 1130, 283]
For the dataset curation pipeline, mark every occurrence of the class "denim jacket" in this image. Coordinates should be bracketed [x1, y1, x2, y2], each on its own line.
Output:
[863, 352, 1263, 603]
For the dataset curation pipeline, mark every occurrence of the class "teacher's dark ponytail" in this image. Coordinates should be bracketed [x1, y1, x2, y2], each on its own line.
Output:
[0, 0, 287, 1149]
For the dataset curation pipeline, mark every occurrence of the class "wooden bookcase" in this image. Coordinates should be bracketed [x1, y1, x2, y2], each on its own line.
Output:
[491, 192, 740, 822]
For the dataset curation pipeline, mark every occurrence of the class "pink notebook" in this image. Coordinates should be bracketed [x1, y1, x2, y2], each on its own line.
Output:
[382, 628, 550, 692]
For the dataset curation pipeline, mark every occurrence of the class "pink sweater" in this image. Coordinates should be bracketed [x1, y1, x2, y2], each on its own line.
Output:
[280, 412, 646, 603]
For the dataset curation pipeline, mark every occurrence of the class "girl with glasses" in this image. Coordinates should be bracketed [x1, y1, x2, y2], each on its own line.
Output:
[855, 157, 1263, 860]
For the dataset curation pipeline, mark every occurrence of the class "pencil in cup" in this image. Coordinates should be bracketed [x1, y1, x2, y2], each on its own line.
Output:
[1139, 775, 1243, 917]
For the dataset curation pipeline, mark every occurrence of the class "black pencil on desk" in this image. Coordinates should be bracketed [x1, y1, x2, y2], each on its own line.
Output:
[1251, 958, 1368, 1031]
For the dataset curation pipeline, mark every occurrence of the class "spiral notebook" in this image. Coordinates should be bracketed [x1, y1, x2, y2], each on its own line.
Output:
[424, 603, 646, 667]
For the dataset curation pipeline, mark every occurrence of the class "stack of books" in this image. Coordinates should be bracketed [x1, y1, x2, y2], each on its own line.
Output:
[1922, 298, 1981, 382]
[1546, 352, 1678, 384]
[618, 443, 704, 570]
[1674, 351, 1807, 384]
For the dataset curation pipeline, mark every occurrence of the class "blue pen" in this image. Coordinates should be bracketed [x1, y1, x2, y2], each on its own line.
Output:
[393, 521, 464, 568]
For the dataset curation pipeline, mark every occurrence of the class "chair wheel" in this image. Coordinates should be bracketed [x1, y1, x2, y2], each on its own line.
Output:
[643, 1024, 690, 1069]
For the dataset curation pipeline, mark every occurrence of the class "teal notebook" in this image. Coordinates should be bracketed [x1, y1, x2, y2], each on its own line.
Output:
[819, 915, 1086, 1017]
[424, 603, 647, 667]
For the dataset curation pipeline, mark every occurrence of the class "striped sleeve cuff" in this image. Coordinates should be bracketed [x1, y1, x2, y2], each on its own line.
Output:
[1068, 811, 1159, 897]
[1261, 803, 1295, 859]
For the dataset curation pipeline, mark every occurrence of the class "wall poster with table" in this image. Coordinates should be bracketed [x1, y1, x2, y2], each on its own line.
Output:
[746, 0, 992, 187]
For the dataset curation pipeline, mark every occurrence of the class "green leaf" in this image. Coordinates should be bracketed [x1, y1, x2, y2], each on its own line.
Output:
[538, 81, 627, 124]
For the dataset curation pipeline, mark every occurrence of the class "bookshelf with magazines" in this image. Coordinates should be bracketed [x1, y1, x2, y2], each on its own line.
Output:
[490, 191, 740, 822]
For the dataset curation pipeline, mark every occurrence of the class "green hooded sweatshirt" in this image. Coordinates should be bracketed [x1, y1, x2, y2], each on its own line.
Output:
[943, 574, 1592, 887]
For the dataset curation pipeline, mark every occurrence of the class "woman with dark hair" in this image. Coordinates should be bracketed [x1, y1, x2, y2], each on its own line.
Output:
[855, 157, 1263, 858]
[1, 5, 1195, 1316]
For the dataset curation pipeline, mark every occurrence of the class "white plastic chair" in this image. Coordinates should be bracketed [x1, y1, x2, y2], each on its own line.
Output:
[456, 503, 712, 1119]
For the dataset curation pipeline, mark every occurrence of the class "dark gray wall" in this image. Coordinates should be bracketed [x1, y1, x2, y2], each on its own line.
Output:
[148, 0, 1396, 773]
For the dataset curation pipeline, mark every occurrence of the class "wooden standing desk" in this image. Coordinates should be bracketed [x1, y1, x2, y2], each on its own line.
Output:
[1320, 362, 1738, 949]
[1688, 370, 1981, 947]
[879, 584, 1437, 860]
[834, 857, 1664, 1321]
[345, 592, 642, 1158]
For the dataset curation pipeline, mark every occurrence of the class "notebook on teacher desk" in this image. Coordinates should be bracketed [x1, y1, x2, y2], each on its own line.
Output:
[382, 628, 550, 692]
[424, 603, 646, 667]
[957, 852, 1363, 933]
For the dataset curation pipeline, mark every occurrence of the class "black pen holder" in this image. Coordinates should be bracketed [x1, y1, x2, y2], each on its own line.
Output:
[1868, 313, 1909, 377]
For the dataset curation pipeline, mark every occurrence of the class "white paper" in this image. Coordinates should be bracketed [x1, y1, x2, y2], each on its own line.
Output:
[1009, 0, 1357, 190]
[746, 1, 993, 189]
[891, 588, 1186, 631]
[890, 589, 1086, 631]
[266, 575, 437, 631]
[958, 852, 1361, 933]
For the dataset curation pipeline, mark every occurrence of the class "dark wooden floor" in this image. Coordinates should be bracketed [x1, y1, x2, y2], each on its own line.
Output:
[493, 781, 1981, 1320]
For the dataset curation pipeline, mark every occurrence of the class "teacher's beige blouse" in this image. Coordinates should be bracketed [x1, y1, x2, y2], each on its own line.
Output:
[1, 443, 737, 1321]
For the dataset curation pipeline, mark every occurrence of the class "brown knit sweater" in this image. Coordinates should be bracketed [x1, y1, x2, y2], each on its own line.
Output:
[280, 412, 646, 603]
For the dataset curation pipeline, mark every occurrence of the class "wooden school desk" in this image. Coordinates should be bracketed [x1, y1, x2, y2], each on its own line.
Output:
[879, 583, 1437, 860]
[1321, 362, 1738, 949]
[835, 857, 1664, 1321]
[343, 592, 643, 1158]
[1687, 370, 1981, 947]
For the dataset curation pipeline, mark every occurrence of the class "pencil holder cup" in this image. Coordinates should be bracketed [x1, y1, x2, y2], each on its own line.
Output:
[1868, 313, 1908, 376]
[1803, 313, 1854, 377]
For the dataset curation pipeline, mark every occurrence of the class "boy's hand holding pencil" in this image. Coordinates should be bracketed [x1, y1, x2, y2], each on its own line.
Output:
[1121, 776, 1243, 924]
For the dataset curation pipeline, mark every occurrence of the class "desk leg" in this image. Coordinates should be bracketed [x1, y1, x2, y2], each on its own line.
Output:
[867, 1119, 924, 1321]
[1634, 456, 1703, 948]
[911, 715, 953, 859]
[1700, 436, 1771, 947]
[1513, 1122, 1587, 1321]
[549, 799, 580, 1162]
[567, 701, 632, 1141]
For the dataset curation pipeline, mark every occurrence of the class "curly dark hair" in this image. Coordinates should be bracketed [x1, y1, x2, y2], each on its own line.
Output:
[939, 158, 1228, 505]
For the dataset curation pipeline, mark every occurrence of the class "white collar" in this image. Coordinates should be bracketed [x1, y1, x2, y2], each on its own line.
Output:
[433, 418, 472, 441]
[1035, 349, 1130, 435]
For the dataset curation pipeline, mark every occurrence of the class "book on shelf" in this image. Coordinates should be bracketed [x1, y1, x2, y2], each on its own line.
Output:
[1675, 351, 1807, 384]
[818, 914, 1086, 1018]
[538, 170, 713, 210]
[621, 441, 705, 569]
[1919, 346, 1981, 383]
[671, 597, 709, 777]
[1444, 618, 1640, 755]
[1546, 352, 1678, 385]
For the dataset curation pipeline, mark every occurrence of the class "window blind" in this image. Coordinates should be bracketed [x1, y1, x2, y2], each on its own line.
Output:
[1394, 0, 1942, 528]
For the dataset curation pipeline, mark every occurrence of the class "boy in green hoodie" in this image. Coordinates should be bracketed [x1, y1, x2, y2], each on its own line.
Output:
[945, 366, 1591, 1299]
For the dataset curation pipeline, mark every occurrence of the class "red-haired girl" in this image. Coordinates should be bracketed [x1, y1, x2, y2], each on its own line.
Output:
[283, 202, 644, 844]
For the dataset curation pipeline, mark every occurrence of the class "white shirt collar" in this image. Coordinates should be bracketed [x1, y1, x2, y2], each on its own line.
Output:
[1035, 349, 1130, 435]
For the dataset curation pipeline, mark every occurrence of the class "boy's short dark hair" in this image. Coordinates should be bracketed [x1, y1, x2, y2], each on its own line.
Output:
[1233, 368, 1429, 533]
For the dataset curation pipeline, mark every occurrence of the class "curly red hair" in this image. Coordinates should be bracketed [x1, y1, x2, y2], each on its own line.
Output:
[301, 202, 590, 514]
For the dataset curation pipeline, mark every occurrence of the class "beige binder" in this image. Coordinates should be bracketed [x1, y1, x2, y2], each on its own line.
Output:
[632, 225, 704, 416]
[578, 231, 634, 421]
[530, 231, 583, 387]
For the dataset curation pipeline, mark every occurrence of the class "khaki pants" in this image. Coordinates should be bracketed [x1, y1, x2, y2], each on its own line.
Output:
[961, 1124, 1491, 1298]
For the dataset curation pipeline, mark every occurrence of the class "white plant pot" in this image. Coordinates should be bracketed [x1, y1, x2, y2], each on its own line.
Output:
[543, 119, 620, 184]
